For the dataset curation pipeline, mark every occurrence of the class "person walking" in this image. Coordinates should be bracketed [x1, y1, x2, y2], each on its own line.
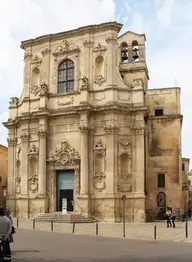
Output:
[5, 209, 14, 244]
[0, 207, 12, 261]
[170, 209, 177, 228]
[165, 208, 172, 228]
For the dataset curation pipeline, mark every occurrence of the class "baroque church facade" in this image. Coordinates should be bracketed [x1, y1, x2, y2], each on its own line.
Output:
[4, 22, 183, 222]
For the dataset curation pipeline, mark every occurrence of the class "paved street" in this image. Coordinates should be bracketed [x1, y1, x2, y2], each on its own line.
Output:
[12, 228, 192, 261]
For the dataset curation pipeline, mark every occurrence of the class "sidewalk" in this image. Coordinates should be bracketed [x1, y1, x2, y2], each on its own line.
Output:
[12, 218, 192, 243]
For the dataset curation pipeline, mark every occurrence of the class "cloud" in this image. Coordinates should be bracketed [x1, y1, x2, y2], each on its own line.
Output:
[0, 0, 116, 146]
[156, 0, 175, 29]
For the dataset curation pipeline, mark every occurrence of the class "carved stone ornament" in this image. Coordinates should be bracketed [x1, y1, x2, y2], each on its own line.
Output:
[38, 129, 47, 137]
[104, 124, 120, 133]
[9, 97, 19, 107]
[28, 176, 38, 193]
[41, 48, 50, 56]
[16, 146, 21, 159]
[80, 76, 89, 90]
[40, 82, 48, 95]
[118, 139, 132, 158]
[131, 125, 145, 135]
[20, 133, 30, 142]
[31, 85, 41, 96]
[15, 177, 21, 194]
[94, 75, 106, 86]
[93, 43, 106, 53]
[83, 40, 94, 47]
[29, 144, 39, 155]
[118, 173, 132, 193]
[58, 96, 74, 106]
[79, 125, 89, 133]
[7, 137, 17, 146]
[105, 36, 117, 43]
[93, 172, 106, 192]
[132, 79, 144, 89]
[48, 140, 80, 168]
[52, 39, 80, 57]
[24, 52, 32, 60]
[31, 55, 42, 65]
[94, 139, 105, 150]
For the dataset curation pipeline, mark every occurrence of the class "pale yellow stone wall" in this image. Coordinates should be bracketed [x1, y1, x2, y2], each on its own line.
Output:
[145, 88, 182, 220]
[3, 22, 184, 222]
[181, 158, 190, 214]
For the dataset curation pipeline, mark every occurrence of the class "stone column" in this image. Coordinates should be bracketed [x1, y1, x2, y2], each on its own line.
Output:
[77, 112, 90, 217]
[37, 129, 47, 197]
[132, 120, 146, 222]
[20, 133, 30, 196]
[7, 137, 17, 215]
[7, 137, 17, 196]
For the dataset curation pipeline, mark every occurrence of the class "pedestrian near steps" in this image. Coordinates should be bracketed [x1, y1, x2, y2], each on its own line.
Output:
[170, 209, 176, 228]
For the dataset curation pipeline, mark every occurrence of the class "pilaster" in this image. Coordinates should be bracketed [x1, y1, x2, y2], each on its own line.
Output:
[105, 35, 117, 87]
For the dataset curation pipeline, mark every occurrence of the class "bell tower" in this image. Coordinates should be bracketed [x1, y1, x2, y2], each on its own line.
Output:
[118, 31, 149, 89]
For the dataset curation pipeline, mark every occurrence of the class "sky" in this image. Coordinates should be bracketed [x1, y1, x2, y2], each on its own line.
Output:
[0, 0, 191, 167]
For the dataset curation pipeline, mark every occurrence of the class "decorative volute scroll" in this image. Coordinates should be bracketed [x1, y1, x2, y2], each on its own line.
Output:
[94, 75, 106, 86]
[93, 139, 106, 192]
[7, 137, 17, 147]
[31, 85, 41, 96]
[105, 36, 117, 43]
[117, 138, 132, 193]
[104, 124, 120, 133]
[131, 125, 145, 135]
[40, 82, 48, 95]
[47, 140, 80, 168]
[52, 39, 80, 57]
[132, 79, 144, 89]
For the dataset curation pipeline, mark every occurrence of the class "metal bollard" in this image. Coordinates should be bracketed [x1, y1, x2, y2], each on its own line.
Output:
[51, 220, 53, 231]
[16, 218, 19, 228]
[185, 221, 188, 238]
[154, 224, 156, 240]
[33, 219, 35, 229]
[96, 222, 99, 236]
[72, 222, 75, 233]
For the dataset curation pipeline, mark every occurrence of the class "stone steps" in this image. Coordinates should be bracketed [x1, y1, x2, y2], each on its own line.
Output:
[33, 212, 96, 223]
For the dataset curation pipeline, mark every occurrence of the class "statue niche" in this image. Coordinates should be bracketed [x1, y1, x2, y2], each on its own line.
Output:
[93, 140, 106, 192]
[117, 139, 132, 193]
[15, 159, 21, 194]
[28, 144, 39, 193]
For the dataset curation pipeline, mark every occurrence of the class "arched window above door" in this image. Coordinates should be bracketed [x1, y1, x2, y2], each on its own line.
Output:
[58, 59, 74, 94]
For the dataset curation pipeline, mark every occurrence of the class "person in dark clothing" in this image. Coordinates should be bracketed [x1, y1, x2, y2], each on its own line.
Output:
[0, 207, 12, 260]
[165, 208, 172, 228]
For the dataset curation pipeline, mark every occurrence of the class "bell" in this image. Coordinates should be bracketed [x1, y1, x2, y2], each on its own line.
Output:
[122, 50, 128, 62]
[132, 47, 139, 61]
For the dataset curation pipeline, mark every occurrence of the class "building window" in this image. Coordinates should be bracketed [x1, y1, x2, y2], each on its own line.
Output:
[155, 108, 163, 116]
[182, 163, 185, 172]
[158, 173, 165, 188]
[58, 59, 74, 94]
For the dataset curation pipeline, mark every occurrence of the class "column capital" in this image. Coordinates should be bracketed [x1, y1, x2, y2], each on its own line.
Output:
[105, 35, 117, 44]
[7, 137, 17, 146]
[79, 125, 89, 133]
[104, 124, 120, 134]
[38, 129, 47, 137]
[20, 133, 30, 143]
[83, 40, 94, 48]
[131, 125, 145, 135]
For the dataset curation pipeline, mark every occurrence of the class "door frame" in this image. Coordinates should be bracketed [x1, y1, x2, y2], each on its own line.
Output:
[56, 169, 75, 212]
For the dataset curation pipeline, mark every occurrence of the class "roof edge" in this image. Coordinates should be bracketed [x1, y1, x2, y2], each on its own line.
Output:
[20, 21, 123, 50]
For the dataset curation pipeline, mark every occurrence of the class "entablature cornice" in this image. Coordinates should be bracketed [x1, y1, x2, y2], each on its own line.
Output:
[148, 115, 183, 122]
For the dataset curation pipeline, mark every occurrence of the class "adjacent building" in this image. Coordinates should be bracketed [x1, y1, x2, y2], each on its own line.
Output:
[0, 145, 8, 207]
[3, 21, 184, 222]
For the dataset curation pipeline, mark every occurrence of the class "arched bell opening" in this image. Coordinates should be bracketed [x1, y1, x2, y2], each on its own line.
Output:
[121, 42, 128, 64]
[132, 40, 140, 62]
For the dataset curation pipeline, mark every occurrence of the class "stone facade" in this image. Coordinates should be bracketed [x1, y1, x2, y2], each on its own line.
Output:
[181, 158, 190, 216]
[3, 22, 183, 222]
[0, 145, 8, 206]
